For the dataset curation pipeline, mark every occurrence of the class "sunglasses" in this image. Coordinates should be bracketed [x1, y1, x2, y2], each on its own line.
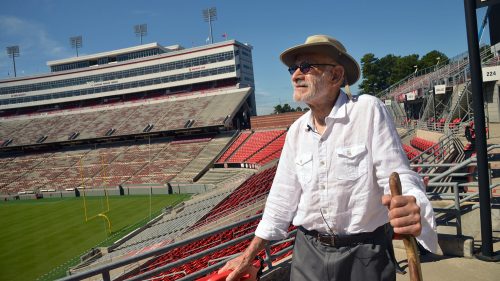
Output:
[288, 63, 337, 75]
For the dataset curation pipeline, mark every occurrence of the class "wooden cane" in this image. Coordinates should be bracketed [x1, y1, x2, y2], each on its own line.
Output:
[389, 172, 423, 281]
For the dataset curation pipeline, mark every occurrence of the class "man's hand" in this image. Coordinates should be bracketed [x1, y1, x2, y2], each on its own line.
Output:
[382, 194, 422, 237]
[218, 236, 267, 281]
[218, 254, 257, 281]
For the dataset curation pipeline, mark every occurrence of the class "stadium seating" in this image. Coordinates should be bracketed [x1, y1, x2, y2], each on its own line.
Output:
[191, 166, 276, 230]
[0, 88, 249, 147]
[222, 130, 286, 164]
[94, 166, 276, 274]
[402, 144, 420, 160]
[410, 136, 440, 156]
[0, 137, 219, 194]
[247, 133, 286, 165]
[217, 132, 252, 163]
[134, 219, 260, 281]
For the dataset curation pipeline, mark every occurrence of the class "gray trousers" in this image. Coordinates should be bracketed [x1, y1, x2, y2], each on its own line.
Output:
[290, 224, 396, 281]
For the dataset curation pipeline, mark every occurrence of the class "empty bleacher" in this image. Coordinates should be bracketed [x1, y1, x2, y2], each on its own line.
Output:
[218, 130, 286, 165]
[0, 88, 251, 147]
[171, 133, 235, 183]
[217, 132, 251, 163]
[247, 133, 286, 165]
[0, 136, 226, 194]
[89, 166, 259, 266]
[112, 166, 277, 281]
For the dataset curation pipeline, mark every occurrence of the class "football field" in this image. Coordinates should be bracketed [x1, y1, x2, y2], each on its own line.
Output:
[0, 194, 190, 281]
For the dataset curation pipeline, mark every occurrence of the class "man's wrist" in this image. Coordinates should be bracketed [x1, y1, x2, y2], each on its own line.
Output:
[242, 236, 268, 263]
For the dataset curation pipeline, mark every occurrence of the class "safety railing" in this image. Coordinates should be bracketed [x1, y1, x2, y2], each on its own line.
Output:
[377, 44, 492, 101]
[409, 133, 457, 172]
[410, 144, 500, 236]
[57, 213, 295, 281]
[444, 81, 472, 127]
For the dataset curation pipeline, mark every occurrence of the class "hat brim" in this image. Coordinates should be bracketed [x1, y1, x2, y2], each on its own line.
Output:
[280, 42, 360, 86]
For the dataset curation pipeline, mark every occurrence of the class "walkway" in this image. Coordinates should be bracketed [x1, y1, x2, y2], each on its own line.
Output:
[394, 248, 500, 281]
[395, 121, 500, 280]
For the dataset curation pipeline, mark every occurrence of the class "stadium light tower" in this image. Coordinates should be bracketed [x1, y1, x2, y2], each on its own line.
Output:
[70, 36, 83, 57]
[435, 56, 441, 70]
[6, 45, 20, 77]
[202, 7, 217, 44]
[134, 24, 148, 44]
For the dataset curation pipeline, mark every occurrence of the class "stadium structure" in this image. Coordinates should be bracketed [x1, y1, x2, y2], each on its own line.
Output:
[1, 34, 500, 280]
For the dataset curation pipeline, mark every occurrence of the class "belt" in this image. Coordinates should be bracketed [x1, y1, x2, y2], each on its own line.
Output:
[298, 225, 380, 247]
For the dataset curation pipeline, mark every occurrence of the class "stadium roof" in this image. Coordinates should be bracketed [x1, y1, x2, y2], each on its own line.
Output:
[46, 42, 183, 67]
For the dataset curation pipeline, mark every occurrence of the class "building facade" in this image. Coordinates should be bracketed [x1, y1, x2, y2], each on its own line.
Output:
[0, 40, 256, 115]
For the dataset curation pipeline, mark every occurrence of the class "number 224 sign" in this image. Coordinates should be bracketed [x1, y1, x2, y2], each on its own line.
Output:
[483, 66, 500, 82]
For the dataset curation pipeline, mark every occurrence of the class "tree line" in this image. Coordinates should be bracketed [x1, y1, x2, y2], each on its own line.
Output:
[273, 104, 309, 114]
[358, 50, 448, 95]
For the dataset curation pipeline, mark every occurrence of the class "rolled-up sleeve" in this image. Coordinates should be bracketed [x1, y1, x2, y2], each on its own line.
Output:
[372, 100, 439, 253]
[255, 130, 302, 241]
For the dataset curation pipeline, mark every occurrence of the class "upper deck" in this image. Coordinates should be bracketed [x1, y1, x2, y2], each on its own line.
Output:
[0, 40, 255, 111]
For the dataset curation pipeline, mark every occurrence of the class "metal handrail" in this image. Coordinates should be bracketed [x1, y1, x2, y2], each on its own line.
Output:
[58, 214, 263, 281]
[410, 144, 500, 235]
[444, 81, 472, 126]
[378, 44, 492, 101]
[59, 211, 295, 281]
[409, 133, 457, 172]
[425, 181, 462, 235]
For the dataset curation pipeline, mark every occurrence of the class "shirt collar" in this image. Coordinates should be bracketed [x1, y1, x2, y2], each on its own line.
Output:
[306, 90, 349, 128]
[328, 90, 348, 120]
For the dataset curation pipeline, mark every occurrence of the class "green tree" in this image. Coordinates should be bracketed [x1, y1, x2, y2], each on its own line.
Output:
[393, 54, 419, 83]
[359, 53, 380, 94]
[418, 50, 448, 70]
[273, 104, 308, 114]
[359, 50, 449, 95]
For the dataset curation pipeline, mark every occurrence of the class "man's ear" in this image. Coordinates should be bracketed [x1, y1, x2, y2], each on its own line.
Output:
[330, 66, 345, 86]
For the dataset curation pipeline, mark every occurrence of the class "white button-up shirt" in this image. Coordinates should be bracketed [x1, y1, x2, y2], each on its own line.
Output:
[255, 91, 439, 253]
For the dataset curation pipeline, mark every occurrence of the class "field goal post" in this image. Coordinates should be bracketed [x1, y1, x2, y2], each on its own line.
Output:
[79, 150, 112, 234]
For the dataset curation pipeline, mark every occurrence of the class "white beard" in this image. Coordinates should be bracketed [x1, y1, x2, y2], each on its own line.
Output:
[293, 73, 330, 103]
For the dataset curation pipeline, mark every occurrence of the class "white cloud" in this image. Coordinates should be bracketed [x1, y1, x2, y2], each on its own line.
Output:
[0, 15, 71, 59]
[0, 15, 73, 76]
[255, 88, 272, 97]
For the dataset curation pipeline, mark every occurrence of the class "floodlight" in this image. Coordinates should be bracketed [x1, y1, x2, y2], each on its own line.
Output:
[134, 24, 148, 44]
[70, 36, 83, 57]
[6, 45, 20, 77]
[202, 7, 217, 44]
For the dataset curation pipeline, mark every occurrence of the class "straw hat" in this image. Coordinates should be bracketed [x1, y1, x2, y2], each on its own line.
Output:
[280, 35, 360, 86]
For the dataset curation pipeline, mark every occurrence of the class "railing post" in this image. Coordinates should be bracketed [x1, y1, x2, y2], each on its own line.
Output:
[464, 0, 496, 261]
[453, 182, 462, 236]
[263, 244, 274, 270]
[102, 271, 111, 281]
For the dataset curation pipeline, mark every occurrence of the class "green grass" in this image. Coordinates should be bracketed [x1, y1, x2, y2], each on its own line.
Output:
[0, 194, 190, 281]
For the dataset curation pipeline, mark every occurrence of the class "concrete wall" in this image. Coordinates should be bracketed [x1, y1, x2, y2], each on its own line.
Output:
[78, 188, 121, 197]
[416, 129, 445, 143]
[170, 183, 213, 194]
[1, 187, 169, 201]
[486, 82, 500, 123]
[125, 187, 169, 195]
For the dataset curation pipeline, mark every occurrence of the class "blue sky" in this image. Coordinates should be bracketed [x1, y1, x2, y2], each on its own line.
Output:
[0, 0, 490, 115]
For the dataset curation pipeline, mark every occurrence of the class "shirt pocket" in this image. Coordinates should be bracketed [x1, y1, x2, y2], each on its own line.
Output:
[335, 144, 368, 180]
[295, 153, 313, 185]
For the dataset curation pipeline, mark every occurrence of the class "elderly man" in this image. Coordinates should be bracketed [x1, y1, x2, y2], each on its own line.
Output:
[220, 35, 438, 281]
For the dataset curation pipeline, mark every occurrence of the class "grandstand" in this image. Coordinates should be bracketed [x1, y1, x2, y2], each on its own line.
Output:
[0, 34, 499, 281]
